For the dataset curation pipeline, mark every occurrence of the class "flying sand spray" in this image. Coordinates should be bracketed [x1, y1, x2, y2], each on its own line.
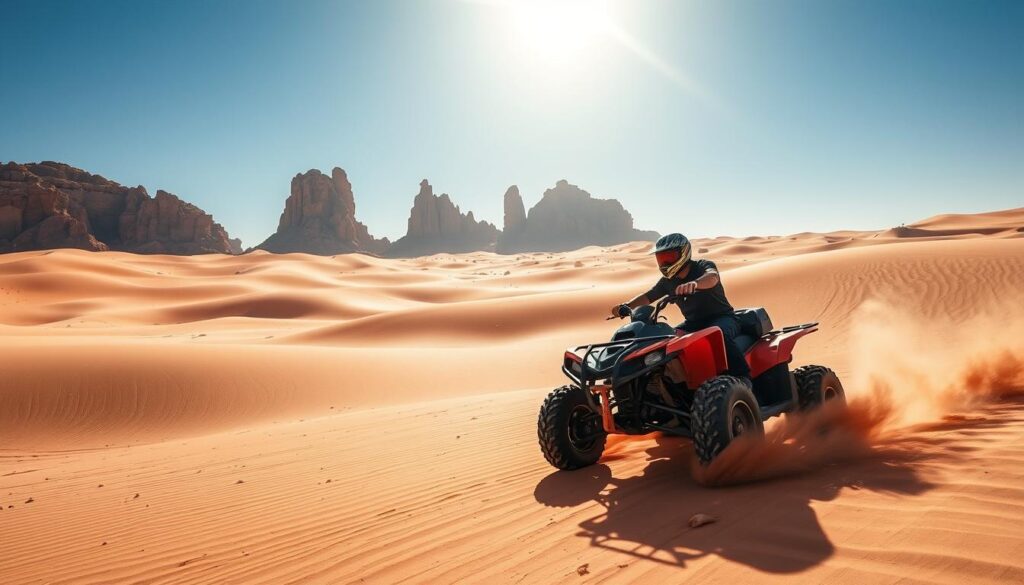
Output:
[691, 298, 1024, 486]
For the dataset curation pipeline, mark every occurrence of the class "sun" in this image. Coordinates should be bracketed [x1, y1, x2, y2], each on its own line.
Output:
[507, 0, 612, 61]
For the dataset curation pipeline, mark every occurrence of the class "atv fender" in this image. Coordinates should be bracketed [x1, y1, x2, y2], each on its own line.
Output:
[746, 326, 818, 378]
[665, 327, 729, 389]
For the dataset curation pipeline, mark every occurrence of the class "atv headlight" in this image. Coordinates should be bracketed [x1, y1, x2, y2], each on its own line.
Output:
[644, 350, 664, 367]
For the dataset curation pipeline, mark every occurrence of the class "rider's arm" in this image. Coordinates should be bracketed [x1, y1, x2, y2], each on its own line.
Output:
[634, 277, 672, 307]
[694, 269, 719, 290]
[675, 268, 719, 295]
[611, 280, 665, 316]
[623, 293, 651, 310]
[609, 293, 650, 317]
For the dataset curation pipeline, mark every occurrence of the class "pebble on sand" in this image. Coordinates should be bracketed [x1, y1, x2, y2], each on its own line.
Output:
[688, 513, 717, 528]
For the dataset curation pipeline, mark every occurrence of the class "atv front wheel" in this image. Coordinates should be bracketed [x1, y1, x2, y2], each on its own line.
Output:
[691, 376, 764, 465]
[538, 385, 607, 470]
[793, 365, 846, 411]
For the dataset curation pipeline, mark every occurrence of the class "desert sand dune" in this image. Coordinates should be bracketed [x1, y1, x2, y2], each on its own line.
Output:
[1, 208, 1023, 583]
[906, 206, 1024, 235]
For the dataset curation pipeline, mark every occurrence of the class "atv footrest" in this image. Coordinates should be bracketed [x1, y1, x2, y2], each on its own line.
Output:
[645, 423, 692, 438]
[759, 400, 795, 420]
[642, 400, 692, 419]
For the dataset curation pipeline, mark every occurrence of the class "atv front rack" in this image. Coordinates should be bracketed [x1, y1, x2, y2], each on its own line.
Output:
[562, 335, 676, 387]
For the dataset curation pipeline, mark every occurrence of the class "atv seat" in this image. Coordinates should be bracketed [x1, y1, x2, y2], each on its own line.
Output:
[734, 307, 773, 337]
[733, 308, 772, 355]
[734, 333, 758, 354]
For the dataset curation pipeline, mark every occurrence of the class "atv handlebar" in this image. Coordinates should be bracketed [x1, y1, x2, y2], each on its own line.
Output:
[606, 304, 630, 320]
[608, 295, 683, 322]
[653, 294, 682, 323]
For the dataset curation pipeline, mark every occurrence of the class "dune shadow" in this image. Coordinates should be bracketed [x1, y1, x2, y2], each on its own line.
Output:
[534, 435, 937, 574]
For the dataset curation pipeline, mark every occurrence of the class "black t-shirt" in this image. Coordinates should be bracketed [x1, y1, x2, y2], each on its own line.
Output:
[645, 259, 734, 324]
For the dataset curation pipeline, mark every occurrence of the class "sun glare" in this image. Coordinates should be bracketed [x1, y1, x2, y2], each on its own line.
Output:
[479, 0, 720, 108]
[507, 0, 611, 60]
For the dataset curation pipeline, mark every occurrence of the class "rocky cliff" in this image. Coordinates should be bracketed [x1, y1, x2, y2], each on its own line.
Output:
[502, 185, 526, 234]
[497, 180, 658, 253]
[1, 162, 658, 258]
[256, 167, 388, 255]
[0, 161, 240, 254]
[386, 180, 499, 257]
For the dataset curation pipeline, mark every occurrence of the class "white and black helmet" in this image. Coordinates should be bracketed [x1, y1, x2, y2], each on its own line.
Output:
[651, 233, 691, 278]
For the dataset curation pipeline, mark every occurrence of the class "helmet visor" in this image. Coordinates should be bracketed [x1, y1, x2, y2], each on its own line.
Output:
[655, 249, 682, 268]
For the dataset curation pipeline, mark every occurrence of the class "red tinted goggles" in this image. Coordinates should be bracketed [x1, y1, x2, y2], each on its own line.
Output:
[655, 249, 682, 267]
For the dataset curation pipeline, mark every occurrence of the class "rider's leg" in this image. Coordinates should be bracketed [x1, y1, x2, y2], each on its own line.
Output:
[708, 315, 752, 381]
[677, 320, 696, 333]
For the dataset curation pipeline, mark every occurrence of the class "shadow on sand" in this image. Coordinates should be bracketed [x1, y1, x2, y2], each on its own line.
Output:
[533, 435, 938, 573]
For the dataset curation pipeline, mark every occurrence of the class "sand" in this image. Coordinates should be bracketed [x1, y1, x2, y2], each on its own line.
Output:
[1, 207, 1023, 583]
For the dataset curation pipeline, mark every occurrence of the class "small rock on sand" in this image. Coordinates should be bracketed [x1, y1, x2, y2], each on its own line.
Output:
[688, 513, 717, 528]
[576, 563, 589, 576]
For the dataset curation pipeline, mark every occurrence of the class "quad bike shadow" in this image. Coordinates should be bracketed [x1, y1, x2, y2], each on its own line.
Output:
[533, 435, 936, 573]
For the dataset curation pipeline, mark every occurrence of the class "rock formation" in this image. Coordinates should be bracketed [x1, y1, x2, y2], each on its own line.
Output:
[386, 180, 499, 257]
[1, 162, 659, 258]
[502, 185, 526, 234]
[256, 167, 388, 255]
[497, 180, 658, 253]
[0, 161, 240, 254]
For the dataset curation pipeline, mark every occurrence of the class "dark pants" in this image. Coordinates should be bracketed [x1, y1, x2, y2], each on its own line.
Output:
[679, 314, 751, 380]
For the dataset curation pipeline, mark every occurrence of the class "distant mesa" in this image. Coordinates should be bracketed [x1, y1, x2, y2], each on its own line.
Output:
[385, 179, 499, 257]
[0, 161, 240, 254]
[260, 172, 657, 257]
[256, 167, 389, 255]
[497, 179, 659, 253]
[1, 161, 661, 257]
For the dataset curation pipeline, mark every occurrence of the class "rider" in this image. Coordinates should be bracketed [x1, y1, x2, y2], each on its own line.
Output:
[611, 233, 751, 383]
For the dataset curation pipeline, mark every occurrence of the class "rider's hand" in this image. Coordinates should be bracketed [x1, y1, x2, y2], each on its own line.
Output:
[675, 281, 698, 296]
[610, 304, 629, 318]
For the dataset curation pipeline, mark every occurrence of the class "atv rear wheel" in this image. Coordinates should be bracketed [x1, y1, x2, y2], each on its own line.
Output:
[691, 376, 764, 465]
[538, 385, 607, 470]
[794, 366, 846, 411]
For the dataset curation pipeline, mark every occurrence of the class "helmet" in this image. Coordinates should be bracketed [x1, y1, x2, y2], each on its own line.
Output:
[651, 233, 691, 278]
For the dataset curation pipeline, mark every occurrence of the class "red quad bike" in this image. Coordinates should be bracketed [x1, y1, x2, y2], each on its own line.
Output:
[538, 296, 846, 469]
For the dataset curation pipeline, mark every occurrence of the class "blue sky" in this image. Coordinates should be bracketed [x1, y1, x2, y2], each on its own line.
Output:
[2, 0, 1021, 247]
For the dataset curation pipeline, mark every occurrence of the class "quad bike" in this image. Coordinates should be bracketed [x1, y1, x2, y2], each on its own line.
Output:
[538, 296, 845, 469]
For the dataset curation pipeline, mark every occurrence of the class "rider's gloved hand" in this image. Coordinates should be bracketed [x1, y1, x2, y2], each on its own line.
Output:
[675, 281, 698, 296]
[611, 304, 631, 318]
